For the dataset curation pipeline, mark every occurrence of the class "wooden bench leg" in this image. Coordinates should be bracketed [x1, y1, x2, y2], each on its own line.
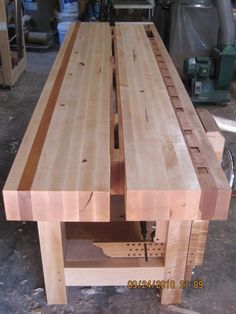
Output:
[187, 220, 209, 267]
[38, 221, 67, 304]
[161, 221, 192, 304]
[154, 221, 168, 243]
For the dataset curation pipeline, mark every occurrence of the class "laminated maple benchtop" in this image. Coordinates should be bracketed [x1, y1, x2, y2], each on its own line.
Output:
[3, 22, 231, 222]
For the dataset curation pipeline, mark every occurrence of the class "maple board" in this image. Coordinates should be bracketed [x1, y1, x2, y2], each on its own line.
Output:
[3, 22, 231, 222]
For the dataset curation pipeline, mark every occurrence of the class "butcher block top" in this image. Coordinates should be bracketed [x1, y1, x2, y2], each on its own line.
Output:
[3, 22, 231, 222]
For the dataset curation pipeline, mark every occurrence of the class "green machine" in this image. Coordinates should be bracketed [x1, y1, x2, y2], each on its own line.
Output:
[183, 0, 236, 103]
[184, 45, 236, 103]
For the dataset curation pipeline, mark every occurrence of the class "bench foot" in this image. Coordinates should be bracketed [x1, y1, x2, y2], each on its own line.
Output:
[38, 221, 67, 304]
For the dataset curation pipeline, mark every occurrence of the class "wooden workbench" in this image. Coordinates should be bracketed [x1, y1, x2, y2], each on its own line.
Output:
[3, 22, 231, 305]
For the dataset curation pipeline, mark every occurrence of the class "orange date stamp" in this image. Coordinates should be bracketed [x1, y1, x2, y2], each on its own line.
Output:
[127, 279, 204, 289]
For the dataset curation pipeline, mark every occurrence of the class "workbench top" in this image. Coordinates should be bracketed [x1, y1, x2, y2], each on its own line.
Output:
[3, 22, 231, 222]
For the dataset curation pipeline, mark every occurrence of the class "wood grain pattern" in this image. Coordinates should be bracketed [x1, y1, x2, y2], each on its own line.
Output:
[4, 23, 111, 221]
[66, 239, 165, 259]
[154, 221, 169, 243]
[187, 109, 226, 268]
[94, 241, 165, 258]
[115, 23, 201, 221]
[3, 23, 78, 220]
[64, 259, 164, 286]
[197, 108, 225, 162]
[147, 23, 231, 220]
[3, 22, 230, 222]
[161, 221, 192, 304]
[187, 220, 209, 266]
[0, 0, 26, 86]
[38, 222, 67, 304]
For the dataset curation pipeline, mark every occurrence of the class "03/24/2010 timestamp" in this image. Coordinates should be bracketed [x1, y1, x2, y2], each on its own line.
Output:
[127, 280, 204, 289]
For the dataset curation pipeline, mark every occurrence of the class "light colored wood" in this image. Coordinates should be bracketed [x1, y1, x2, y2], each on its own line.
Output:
[3, 22, 232, 307]
[115, 23, 201, 221]
[184, 265, 193, 281]
[187, 220, 209, 266]
[31, 23, 111, 222]
[3, 22, 78, 221]
[154, 221, 169, 243]
[148, 23, 231, 220]
[65, 267, 164, 286]
[3, 23, 111, 221]
[117, 22, 153, 25]
[12, 51, 27, 84]
[213, 115, 236, 133]
[197, 108, 225, 162]
[0, 0, 26, 86]
[161, 221, 192, 304]
[95, 241, 165, 258]
[66, 239, 165, 259]
[65, 258, 164, 268]
[37, 221, 67, 304]
[187, 109, 225, 268]
[3, 22, 231, 222]
[64, 258, 164, 286]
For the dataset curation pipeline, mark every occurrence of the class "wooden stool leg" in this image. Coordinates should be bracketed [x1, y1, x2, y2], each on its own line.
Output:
[37, 221, 67, 304]
[161, 221, 192, 304]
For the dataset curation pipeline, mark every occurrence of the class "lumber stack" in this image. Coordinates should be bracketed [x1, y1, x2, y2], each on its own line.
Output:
[3, 22, 231, 222]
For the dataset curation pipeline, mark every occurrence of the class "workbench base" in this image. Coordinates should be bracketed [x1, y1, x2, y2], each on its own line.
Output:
[36, 104, 223, 305]
[38, 221, 196, 305]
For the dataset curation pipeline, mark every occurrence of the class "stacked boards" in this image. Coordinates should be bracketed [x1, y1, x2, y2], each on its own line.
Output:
[3, 23, 231, 222]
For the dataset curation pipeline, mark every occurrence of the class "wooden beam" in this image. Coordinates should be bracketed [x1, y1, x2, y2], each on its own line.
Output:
[3, 23, 78, 220]
[187, 220, 209, 267]
[66, 239, 165, 259]
[3, 23, 112, 221]
[38, 222, 67, 304]
[147, 23, 231, 220]
[187, 109, 226, 268]
[115, 23, 201, 221]
[161, 221, 192, 304]
[197, 109, 225, 162]
[64, 259, 164, 286]
[154, 221, 169, 243]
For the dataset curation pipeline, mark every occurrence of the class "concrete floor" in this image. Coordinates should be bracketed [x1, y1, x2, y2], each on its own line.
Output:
[0, 51, 236, 314]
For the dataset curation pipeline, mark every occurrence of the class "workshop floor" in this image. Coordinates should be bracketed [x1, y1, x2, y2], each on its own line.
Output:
[0, 51, 236, 314]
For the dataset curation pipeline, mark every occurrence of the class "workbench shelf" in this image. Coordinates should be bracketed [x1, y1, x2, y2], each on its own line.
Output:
[64, 222, 165, 286]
